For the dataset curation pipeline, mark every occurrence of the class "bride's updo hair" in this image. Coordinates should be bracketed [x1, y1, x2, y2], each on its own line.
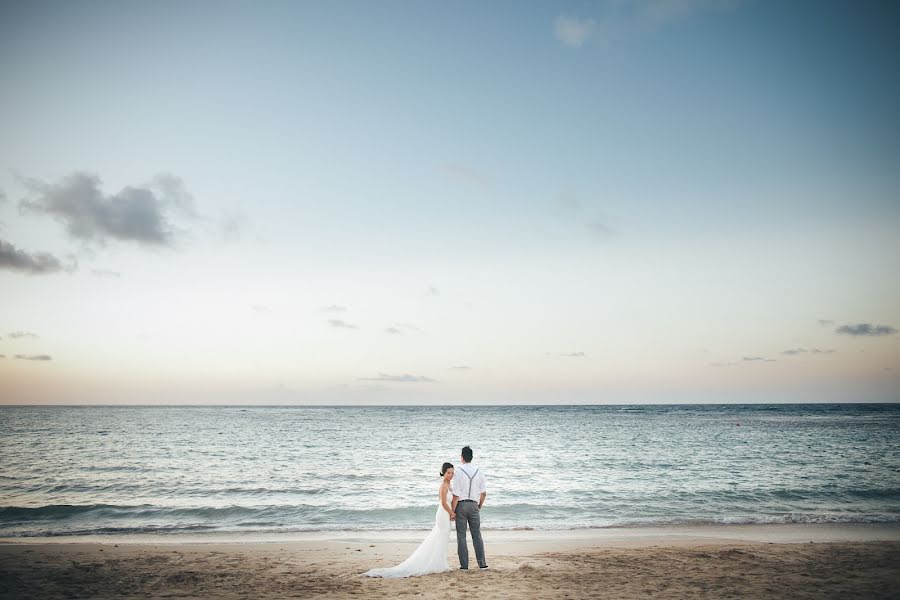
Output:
[440, 462, 454, 477]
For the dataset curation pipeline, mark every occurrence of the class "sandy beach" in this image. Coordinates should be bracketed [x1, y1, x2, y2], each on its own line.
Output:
[2, 524, 899, 599]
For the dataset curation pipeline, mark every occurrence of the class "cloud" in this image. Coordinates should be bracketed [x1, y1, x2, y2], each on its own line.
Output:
[0, 354, 4, 359]
[15, 354, 52, 361]
[91, 268, 121, 279]
[439, 163, 488, 186]
[781, 348, 807, 356]
[18, 171, 200, 247]
[357, 373, 437, 383]
[251, 305, 269, 314]
[782, 347, 835, 356]
[742, 356, 775, 362]
[548, 352, 586, 358]
[587, 223, 615, 240]
[553, 189, 582, 217]
[7, 331, 39, 339]
[320, 305, 348, 313]
[426, 285, 439, 296]
[328, 319, 359, 330]
[0, 189, 6, 203]
[818, 319, 834, 327]
[152, 173, 199, 218]
[555, 1, 741, 50]
[836, 323, 897, 337]
[0, 238, 70, 275]
[554, 14, 596, 47]
[710, 362, 737, 367]
[385, 322, 420, 335]
[553, 190, 617, 241]
[450, 365, 472, 370]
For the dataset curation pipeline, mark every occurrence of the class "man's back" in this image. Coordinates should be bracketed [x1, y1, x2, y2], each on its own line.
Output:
[452, 463, 486, 502]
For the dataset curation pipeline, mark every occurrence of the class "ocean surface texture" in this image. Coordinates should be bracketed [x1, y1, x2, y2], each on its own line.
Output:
[1, 404, 898, 538]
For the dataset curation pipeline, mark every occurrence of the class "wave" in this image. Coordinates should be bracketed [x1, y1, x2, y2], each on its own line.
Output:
[2, 502, 899, 538]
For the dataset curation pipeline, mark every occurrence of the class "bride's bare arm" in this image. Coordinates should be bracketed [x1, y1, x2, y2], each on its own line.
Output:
[440, 481, 454, 517]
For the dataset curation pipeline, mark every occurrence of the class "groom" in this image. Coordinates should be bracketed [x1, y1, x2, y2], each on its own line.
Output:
[450, 445, 488, 570]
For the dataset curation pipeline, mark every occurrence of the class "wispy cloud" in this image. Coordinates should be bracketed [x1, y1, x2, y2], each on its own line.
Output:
[15, 354, 52, 361]
[548, 352, 586, 358]
[91, 268, 121, 279]
[782, 347, 835, 356]
[450, 365, 472, 370]
[552, 190, 617, 241]
[328, 319, 359, 330]
[742, 356, 776, 362]
[554, 15, 596, 48]
[440, 163, 488, 186]
[426, 285, 439, 296]
[782, 348, 806, 355]
[251, 305, 269, 314]
[553, 189, 582, 218]
[385, 322, 420, 335]
[587, 223, 615, 240]
[320, 304, 348, 313]
[710, 361, 737, 367]
[818, 319, 834, 327]
[357, 373, 437, 383]
[836, 323, 897, 337]
[555, 1, 741, 49]
[0, 238, 71, 275]
[18, 172, 201, 247]
[7, 331, 39, 339]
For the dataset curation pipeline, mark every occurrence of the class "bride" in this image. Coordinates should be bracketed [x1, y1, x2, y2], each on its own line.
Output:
[363, 462, 455, 578]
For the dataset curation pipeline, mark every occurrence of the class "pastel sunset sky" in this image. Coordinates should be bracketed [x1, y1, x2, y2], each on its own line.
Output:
[1, 0, 898, 404]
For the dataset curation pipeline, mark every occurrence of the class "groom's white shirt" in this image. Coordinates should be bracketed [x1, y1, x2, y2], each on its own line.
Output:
[451, 463, 487, 501]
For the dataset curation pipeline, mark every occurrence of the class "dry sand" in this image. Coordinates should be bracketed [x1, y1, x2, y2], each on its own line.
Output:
[1, 524, 899, 599]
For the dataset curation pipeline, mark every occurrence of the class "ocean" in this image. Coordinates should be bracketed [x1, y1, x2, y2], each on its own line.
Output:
[1, 404, 898, 538]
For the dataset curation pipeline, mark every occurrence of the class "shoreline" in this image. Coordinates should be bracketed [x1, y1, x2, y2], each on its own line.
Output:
[3, 522, 900, 546]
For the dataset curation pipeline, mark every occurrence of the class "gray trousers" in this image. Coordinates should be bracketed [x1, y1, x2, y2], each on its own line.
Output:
[455, 501, 486, 568]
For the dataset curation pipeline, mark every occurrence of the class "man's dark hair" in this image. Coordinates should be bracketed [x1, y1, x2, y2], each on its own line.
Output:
[461, 446, 473, 462]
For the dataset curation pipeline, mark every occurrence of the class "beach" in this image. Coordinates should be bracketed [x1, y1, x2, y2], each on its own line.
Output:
[2, 524, 899, 599]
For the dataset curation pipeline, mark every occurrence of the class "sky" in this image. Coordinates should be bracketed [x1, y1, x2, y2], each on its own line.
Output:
[1, 0, 898, 405]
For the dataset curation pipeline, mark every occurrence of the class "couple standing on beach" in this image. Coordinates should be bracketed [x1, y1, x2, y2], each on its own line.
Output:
[363, 445, 488, 578]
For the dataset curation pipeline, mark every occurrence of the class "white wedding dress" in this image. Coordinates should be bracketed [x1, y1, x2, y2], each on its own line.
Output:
[363, 490, 452, 578]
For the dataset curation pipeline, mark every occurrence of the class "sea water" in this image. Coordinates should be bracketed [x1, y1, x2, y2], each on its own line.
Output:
[1, 404, 898, 537]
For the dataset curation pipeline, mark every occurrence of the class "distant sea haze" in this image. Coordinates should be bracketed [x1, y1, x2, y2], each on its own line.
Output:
[1, 405, 898, 538]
